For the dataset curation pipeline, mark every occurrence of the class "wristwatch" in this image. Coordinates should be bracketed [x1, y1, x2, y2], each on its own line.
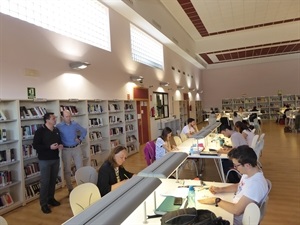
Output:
[215, 198, 221, 207]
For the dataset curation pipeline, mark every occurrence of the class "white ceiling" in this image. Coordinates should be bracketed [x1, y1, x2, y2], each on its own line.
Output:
[102, 0, 300, 69]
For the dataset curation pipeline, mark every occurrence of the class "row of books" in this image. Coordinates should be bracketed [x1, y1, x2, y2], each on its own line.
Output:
[124, 103, 134, 111]
[108, 103, 121, 112]
[90, 144, 102, 155]
[125, 114, 134, 121]
[126, 135, 137, 143]
[0, 149, 15, 164]
[22, 144, 37, 158]
[0, 192, 14, 208]
[89, 131, 103, 141]
[127, 144, 136, 152]
[25, 177, 61, 199]
[22, 124, 43, 139]
[109, 115, 122, 124]
[125, 124, 135, 132]
[88, 104, 104, 114]
[0, 128, 7, 142]
[110, 139, 120, 148]
[0, 170, 12, 187]
[110, 127, 123, 136]
[0, 110, 7, 121]
[88, 118, 104, 127]
[20, 106, 47, 119]
[60, 105, 79, 115]
[91, 159, 99, 167]
[24, 162, 40, 178]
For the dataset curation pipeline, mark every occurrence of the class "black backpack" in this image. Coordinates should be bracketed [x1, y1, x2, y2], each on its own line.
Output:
[161, 207, 230, 225]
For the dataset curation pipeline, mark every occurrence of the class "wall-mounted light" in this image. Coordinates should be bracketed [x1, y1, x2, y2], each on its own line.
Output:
[148, 85, 154, 88]
[160, 82, 169, 87]
[177, 86, 184, 90]
[130, 75, 144, 83]
[189, 88, 196, 92]
[69, 61, 90, 70]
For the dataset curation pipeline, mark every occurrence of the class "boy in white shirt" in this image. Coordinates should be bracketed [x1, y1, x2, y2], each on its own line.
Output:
[181, 118, 198, 138]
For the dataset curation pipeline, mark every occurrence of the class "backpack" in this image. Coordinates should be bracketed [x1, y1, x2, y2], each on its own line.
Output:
[161, 207, 230, 225]
[284, 126, 292, 133]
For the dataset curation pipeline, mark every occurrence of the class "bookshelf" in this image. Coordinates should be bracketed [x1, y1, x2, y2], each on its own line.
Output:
[0, 98, 139, 215]
[195, 101, 203, 124]
[221, 94, 300, 120]
[173, 100, 189, 129]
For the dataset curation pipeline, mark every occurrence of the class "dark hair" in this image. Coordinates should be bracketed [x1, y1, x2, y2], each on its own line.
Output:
[187, 118, 195, 124]
[235, 121, 251, 133]
[219, 124, 231, 132]
[107, 145, 127, 168]
[233, 111, 238, 117]
[43, 112, 54, 123]
[160, 127, 172, 141]
[228, 145, 257, 167]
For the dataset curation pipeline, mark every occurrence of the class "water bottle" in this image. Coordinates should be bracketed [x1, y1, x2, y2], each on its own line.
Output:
[187, 186, 196, 208]
[189, 146, 194, 155]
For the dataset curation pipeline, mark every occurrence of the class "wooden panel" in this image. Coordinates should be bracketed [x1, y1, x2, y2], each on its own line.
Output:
[133, 87, 149, 100]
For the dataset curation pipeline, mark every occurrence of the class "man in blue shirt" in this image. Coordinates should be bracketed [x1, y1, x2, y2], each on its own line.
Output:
[56, 110, 87, 194]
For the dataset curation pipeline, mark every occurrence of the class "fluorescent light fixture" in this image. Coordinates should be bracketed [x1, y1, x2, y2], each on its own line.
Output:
[191, 122, 221, 139]
[130, 75, 144, 82]
[69, 61, 90, 70]
[137, 152, 188, 178]
[177, 85, 184, 90]
[160, 82, 170, 87]
[62, 176, 161, 225]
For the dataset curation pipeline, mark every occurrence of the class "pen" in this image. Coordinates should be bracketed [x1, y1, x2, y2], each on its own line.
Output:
[124, 174, 129, 179]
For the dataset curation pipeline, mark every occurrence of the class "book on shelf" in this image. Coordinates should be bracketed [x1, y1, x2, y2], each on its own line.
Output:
[0, 192, 14, 207]
[0, 110, 7, 121]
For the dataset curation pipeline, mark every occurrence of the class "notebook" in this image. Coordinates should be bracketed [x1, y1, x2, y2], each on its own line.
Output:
[155, 196, 185, 215]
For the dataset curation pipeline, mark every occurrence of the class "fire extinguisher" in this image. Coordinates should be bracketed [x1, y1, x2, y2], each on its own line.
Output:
[151, 107, 155, 117]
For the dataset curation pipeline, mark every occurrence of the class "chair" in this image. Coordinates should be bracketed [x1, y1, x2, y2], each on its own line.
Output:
[75, 166, 98, 185]
[242, 202, 260, 225]
[180, 133, 188, 142]
[173, 136, 182, 146]
[250, 135, 259, 149]
[259, 179, 272, 223]
[0, 216, 8, 225]
[143, 141, 156, 166]
[225, 168, 242, 183]
[258, 133, 265, 142]
[69, 183, 101, 216]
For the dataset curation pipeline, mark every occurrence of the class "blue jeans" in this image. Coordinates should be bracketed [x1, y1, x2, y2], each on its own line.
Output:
[39, 159, 60, 207]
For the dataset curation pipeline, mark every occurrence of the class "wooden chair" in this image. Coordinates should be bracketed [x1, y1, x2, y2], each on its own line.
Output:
[180, 133, 188, 142]
[75, 166, 98, 185]
[242, 202, 260, 225]
[0, 216, 8, 225]
[173, 136, 182, 146]
[69, 183, 101, 216]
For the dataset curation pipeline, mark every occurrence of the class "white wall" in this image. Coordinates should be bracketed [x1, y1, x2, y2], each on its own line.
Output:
[0, 10, 201, 139]
[201, 58, 300, 110]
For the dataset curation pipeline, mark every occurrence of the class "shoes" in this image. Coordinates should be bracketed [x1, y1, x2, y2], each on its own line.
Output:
[41, 205, 51, 214]
[48, 198, 61, 207]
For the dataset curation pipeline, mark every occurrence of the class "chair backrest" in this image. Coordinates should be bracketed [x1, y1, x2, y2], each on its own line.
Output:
[259, 179, 272, 222]
[0, 216, 8, 225]
[242, 202, 260, 225]
[254, 139, 264, 160]
[225, 168, 242, 183]
[144, 141, 156, 166]
[69, 182, 101, 216]
[180, 133, 188, 142]
[173, 136, 182, 146]
[75, 166, 98, 185]
[258, 133, 265, 142]
[250, 135, 259, 149]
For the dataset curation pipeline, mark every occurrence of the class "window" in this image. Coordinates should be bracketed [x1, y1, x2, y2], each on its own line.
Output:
[0, 0, 111, 51]
[153, 92, 169, 119]
[130, 24, 164, 69]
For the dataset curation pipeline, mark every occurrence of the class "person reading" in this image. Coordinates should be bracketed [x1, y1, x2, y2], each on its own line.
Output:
[155, 127, 177, 160]
[181, 118, 198, 138]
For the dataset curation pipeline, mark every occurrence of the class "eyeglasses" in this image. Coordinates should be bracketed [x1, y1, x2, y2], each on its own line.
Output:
[233, 163, 242, 169]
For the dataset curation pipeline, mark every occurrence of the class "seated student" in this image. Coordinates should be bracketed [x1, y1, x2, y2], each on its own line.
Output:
[156, 127, 177, 160]
[218, 124, 248, 183]
[97, 146, 133, 197]
[199, 145, 269, 225]
[181, 118, 198, 137]
[232, 111, 242, 125]
[235, 121, 255, 146]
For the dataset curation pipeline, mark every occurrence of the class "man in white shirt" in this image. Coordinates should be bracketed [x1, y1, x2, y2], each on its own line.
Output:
[181, 118, 198, 138]
[199, 145, 269, 225]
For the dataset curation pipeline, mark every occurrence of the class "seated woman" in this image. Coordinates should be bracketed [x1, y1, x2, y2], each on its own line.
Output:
[155, 127, 177, 160]
[97, 146, 133, 197]
[235, 121, 254, 146]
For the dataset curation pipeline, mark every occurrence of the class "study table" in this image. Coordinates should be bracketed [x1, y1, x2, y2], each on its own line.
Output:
[176, 137, 229, 183]
[121, 179, 234, 225]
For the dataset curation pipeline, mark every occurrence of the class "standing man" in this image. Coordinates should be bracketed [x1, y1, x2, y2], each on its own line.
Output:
[181, 118, 198, 138]
[33, 112, 63, 214]
[56, 110, 87, 194]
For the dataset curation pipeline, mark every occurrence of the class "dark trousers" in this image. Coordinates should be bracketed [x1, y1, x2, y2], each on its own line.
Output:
[222, 159, 241, 183]
[39, 159, 60, 207]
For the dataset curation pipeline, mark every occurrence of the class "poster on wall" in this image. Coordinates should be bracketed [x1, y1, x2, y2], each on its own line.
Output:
[27, 87, 36, 99]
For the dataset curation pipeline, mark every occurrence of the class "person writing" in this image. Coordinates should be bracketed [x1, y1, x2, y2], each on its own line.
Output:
[234, 121, 255, 146]
[56, 110, 87, 194]
[155, 127, 177, 160]
[181, 118, 198, 137]
[33, 113, 63, 214]
[199, 145, 269, 225]
[97, 146, 133, 197]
